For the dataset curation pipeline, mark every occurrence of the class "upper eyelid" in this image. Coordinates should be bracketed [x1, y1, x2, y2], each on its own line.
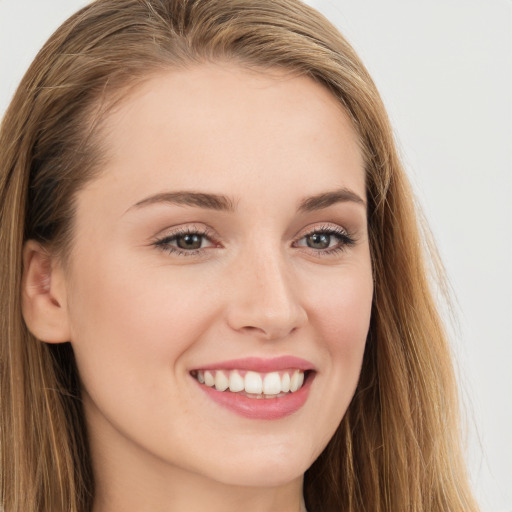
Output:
[152, 227, 217, 256]
[292, 223, 357, 251]
[154, 222, 349, 240]
[153, 224, 216, 241]
[293, 223, 351, 240]
[152, 222, 356, 249]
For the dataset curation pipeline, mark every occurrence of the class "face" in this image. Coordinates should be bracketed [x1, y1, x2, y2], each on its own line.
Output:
[62, 63, 373, 491]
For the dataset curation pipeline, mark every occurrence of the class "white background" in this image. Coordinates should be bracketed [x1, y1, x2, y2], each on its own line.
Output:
[1, 1, 510, 510]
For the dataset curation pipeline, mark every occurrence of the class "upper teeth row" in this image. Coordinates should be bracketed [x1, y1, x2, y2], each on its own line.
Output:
[195, 369, 305, 395]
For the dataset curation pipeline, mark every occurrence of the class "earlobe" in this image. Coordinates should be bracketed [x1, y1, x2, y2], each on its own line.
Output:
[22, 240, 71, 343]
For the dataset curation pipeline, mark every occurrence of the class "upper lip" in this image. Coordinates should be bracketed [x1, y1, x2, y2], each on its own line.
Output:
[191, 356, 316, 373]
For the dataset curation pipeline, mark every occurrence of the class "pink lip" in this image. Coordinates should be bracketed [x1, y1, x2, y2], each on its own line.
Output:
[190, 356, 316, 420]
[195, 372, 314, 420]
[192, 356, 316, 373]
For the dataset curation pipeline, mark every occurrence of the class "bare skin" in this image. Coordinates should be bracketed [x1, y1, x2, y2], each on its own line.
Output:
[23, 63, 373, 512]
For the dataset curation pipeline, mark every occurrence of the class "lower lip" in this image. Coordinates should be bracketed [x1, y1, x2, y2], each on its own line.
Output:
[195, 373, 314, 420]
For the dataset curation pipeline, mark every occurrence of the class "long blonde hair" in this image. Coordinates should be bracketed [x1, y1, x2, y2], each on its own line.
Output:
[0, 1, 478, 510]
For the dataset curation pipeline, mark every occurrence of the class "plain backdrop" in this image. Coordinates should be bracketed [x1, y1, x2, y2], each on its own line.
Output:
[1, 1, 511, 511]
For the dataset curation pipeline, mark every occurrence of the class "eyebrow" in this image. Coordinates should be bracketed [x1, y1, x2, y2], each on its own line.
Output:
[297, 188, 366, 212]
[128, 187, 365, 214]
[129, 191, 236, 212]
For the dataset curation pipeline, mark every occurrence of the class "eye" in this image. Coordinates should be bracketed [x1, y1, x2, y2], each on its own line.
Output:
[304, 233, 334, 250]
[153, 227, 217, 256]
[294, 225, 356, 255]
[174, 233, 205, 250]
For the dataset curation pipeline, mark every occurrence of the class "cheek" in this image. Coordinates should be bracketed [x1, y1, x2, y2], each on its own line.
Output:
[66, 250, 217, 392]
[299, 263, 372, 450]
[310, 264, 373, 354]
[309, 261, 372, 405]
[65, 252, 220, 449]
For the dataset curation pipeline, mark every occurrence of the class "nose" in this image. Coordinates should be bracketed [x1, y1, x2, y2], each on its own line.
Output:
[225, 249, 308, 340]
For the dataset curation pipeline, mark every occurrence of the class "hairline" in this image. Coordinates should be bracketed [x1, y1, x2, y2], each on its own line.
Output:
[53, 58, 369, 268]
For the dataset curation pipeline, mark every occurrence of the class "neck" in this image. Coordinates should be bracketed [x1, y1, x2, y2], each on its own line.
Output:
[93, 468, 305, 512]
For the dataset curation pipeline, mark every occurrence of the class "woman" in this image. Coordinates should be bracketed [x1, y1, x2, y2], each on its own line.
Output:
[0, 0, 479, 511]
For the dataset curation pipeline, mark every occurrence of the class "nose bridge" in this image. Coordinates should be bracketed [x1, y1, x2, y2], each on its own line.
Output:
[226, 242, 307, 339]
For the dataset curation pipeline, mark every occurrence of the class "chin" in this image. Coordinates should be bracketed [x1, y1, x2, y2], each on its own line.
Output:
[201, 447, 313, 488]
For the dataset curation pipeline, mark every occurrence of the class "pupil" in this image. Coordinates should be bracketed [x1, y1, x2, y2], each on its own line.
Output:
[307, 233, 330, 249]
[177, 234, 202, 250]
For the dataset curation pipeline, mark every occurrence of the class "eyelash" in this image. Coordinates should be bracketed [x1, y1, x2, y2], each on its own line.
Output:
[153, 226, 217, 257]
[293, 225, 356, 256]
[153, 225, 356, 257]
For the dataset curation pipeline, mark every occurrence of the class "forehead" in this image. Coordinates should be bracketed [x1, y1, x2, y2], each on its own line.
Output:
[81, 63, 365, 213]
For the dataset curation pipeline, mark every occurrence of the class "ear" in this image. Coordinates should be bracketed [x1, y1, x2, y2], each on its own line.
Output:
[22, 240, 71, 343]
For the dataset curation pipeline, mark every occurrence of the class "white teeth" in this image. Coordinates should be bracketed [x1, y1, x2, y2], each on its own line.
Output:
[289, 370, 304, 392]
[281, 372, 290, 393]
[204, 370, 215, 387]
[214, 370, 229, 391]
[263, 372, 282, 395]
[229, 370, 245, 392]
[244, 371, 263, 394]
[195, 369, 307, 396]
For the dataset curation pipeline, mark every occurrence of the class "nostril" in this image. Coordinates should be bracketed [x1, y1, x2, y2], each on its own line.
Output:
[241, 325, 263, 333]
[236, 323, 300, 341]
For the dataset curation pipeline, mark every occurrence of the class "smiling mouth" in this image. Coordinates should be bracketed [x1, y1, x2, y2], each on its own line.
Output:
[190, 369, 311, 398]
